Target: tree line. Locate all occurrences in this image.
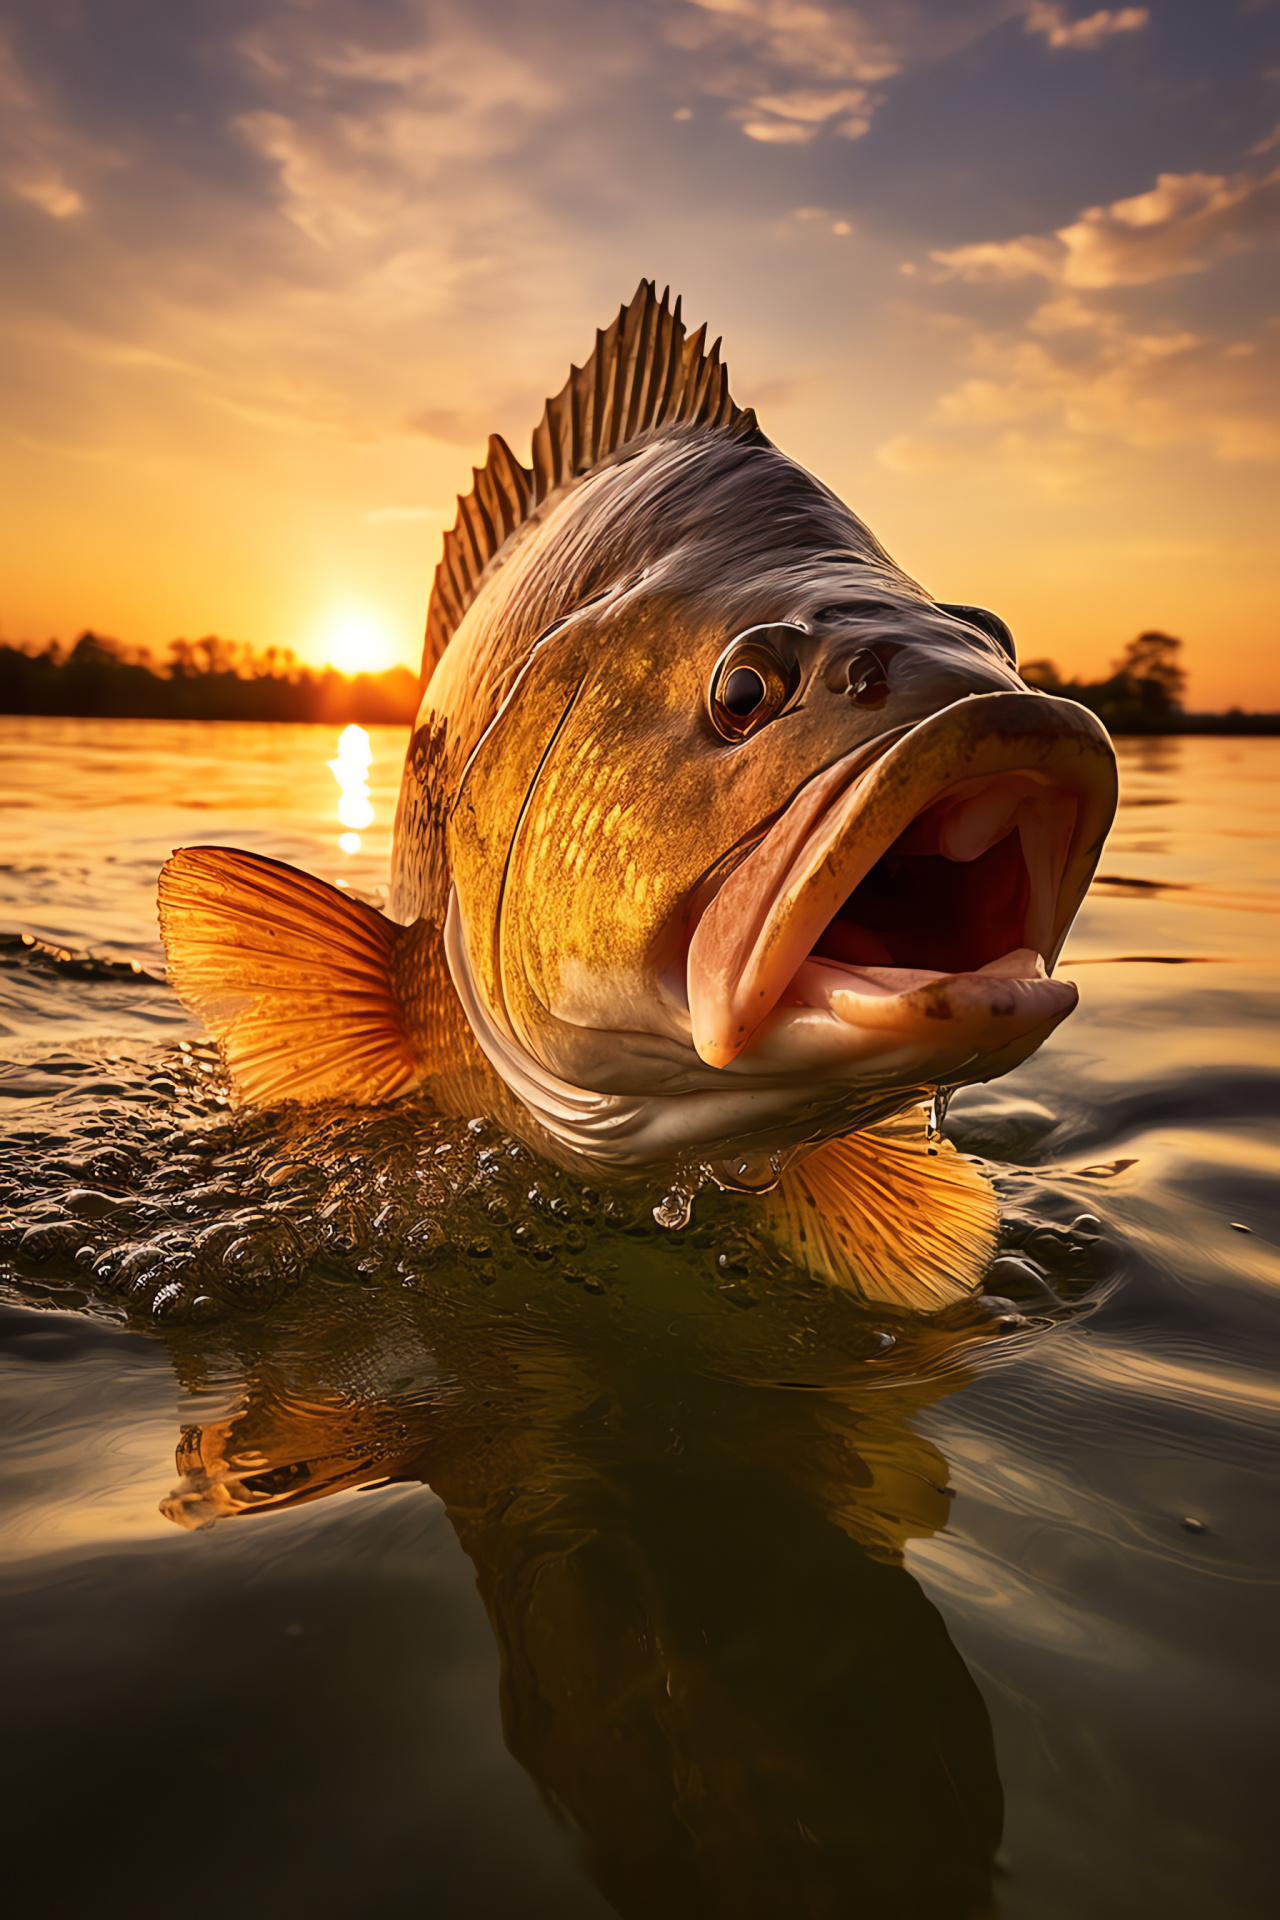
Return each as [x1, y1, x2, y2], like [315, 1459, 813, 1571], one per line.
[0, 626, 1274, 731]
[1020, 631, 1188, 731]
[1020, 632, 1276, 733]
[0, 631, 420, 723]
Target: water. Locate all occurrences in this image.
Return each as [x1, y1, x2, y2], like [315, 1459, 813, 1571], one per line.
[1, 717, 1277, 1919]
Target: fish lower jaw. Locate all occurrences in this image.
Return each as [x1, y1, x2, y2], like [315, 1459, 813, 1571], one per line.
[698, 949, 1077, 1078]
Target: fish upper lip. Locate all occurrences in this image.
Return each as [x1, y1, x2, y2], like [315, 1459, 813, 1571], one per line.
[686, 690, 1117, 1069]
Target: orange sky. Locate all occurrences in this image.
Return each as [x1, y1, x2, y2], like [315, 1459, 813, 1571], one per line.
[2, 1, 1278, 708]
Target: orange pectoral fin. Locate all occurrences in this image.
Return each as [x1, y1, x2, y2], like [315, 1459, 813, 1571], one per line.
[158, 846, 419, 1106]
[761, 1109, 997, 1312]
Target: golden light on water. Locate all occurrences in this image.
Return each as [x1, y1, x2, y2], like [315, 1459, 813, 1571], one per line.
[328, 724, 374, 853]
[324, 612, 396, 677]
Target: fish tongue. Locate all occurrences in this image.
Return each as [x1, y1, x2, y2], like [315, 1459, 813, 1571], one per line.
[977, 947, 1046, 980]
[789, 943, 1067, 1035]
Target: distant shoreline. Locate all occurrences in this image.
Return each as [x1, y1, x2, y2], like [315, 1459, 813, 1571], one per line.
[2, 633, 1276, 734]
[0, 635, 419, 725]
[1103, 715, 1280, 736]
[2, 701, 1274, 736]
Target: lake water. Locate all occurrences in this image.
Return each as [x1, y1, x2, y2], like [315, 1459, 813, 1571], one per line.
[1, 716, 1277, 1920]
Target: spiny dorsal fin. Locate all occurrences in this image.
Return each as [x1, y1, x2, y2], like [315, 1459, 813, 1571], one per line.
[761, 1109, 998, 1313]
[158, 847, 419, 1106]
[423, 279, 754, 673]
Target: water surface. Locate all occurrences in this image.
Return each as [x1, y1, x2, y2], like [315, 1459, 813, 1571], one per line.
[1, 718, 1277, 1918]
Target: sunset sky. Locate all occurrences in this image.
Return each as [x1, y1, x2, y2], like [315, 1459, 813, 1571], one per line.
[1, 0, 1277, 708]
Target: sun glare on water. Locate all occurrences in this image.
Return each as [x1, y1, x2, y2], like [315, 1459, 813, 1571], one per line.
[325, 612, 395, 676]
[328, 724, 374, 854]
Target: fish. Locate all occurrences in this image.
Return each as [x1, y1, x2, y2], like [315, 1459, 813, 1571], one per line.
[159, 279, 1118, 1310]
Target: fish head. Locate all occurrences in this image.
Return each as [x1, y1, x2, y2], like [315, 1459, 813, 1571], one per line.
[439, 442, 1117, 1173]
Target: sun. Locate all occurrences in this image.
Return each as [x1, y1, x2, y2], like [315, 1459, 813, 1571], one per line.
[324, 611, 395, 676]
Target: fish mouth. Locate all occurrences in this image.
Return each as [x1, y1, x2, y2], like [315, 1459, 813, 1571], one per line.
[686, 691, 1117, 1072]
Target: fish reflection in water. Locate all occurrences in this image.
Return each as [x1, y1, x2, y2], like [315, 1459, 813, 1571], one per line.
[160, 1248, 1007, 1919]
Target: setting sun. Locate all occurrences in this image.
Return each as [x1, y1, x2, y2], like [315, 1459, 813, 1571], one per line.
[323, 612, 396, 677]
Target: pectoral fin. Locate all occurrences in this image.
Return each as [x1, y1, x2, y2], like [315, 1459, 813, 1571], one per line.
[158, 846, 418, 1106]
[761, 1110, 997, 1312]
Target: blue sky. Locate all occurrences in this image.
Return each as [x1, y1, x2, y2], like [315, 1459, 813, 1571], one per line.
[2, 1, 1277, 703]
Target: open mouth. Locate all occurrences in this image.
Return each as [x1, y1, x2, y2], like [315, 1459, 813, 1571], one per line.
[686, 691, 1117, 1071]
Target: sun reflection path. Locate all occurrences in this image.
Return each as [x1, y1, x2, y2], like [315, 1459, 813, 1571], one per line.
[327, 724, 374, 854]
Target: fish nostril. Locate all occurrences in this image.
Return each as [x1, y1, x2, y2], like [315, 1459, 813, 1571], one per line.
[824, 648, 890, 708]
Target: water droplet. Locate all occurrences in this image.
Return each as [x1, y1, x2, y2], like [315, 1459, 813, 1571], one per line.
[1181, 1516, 1207, 1534]
[653, 1186, 694, 1230]
[1229, 1222, 1251, 1234]
[707, 1150, 782, 1194]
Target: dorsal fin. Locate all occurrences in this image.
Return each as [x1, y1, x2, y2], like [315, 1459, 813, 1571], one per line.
[423, 279, 754, 675]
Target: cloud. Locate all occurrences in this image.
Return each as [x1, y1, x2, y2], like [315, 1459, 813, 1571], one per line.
[928, 298, 1280, 470]
[664, 1, 1024, 146]
[667, 0, 895, 143]
[234, 14, 565, 251]
[933, 163, 1280, 287]
[0, 38, 109, 221]
[736, 84, 871, 143]
[675, 0, 900, 85]
[899, 137, 1280, 482]
[0, 4, 656, 458]
[1024, 5, 1148, 51]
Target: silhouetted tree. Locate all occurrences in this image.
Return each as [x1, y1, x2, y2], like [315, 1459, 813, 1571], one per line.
[1114, 631, 1186, 712]
[1019, 633, 1191, 731]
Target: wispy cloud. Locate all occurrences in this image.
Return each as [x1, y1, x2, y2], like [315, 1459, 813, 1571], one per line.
[881, 138, 1280, 492]
[932, 164, 1280, 287]
[665, 0, 896, 145]
[930, 302, 1280, 469]
[0, 38, 107, 220]
[664, 1, 1026, 146]
[1024, 5, 1148, 53]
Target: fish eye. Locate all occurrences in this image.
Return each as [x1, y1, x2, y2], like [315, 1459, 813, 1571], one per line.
[707, 626, 802, 742]
[722, 665, 766, 714]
